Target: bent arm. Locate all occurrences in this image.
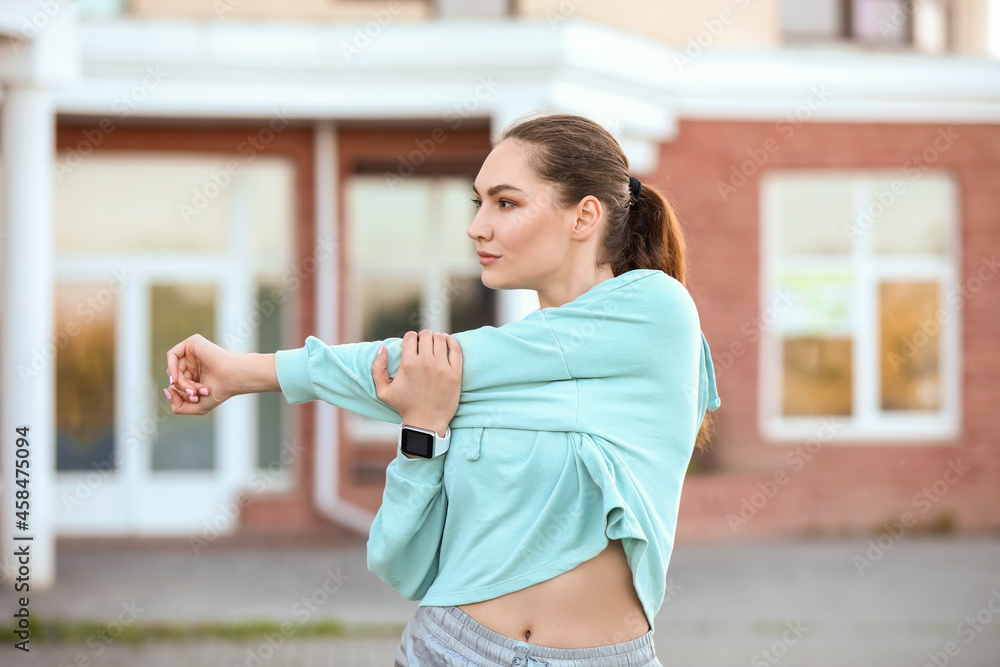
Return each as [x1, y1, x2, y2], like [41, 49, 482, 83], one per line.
[273, 308, 579, 431]
[366, 452, 447, 600]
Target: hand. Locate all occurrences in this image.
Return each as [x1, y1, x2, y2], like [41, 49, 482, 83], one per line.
[371, 329, 463, 438]
[164, 334, 237, 415]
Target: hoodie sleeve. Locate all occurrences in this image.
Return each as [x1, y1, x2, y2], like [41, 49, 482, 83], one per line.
[273, 306, 579, 432]
[366, 448, 447, 601]
[272, 272, 715, 431]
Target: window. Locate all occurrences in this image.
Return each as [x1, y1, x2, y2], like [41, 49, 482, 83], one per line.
[54, 152, 295, 483]
[345, 175, 496, 443]
[760, 170, 959, 442]
[782, 0, 949, 50]
[56, 283, 117, 471]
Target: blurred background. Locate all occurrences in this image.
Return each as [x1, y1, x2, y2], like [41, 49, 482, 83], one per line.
[0, 0, 998, 665]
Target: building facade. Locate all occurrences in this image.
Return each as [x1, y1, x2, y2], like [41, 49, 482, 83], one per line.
[1, 0, 998, 587]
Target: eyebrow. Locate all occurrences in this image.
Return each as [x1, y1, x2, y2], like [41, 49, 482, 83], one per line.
[472, 183, 527, 198]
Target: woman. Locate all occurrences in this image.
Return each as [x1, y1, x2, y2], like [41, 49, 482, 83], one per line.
[165, 112, 721, 666]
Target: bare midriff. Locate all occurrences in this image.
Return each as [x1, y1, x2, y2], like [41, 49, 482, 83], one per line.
[456, 539, 650, 648]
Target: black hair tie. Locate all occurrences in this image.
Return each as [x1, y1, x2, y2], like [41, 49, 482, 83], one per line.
[628, 176, 642, 206]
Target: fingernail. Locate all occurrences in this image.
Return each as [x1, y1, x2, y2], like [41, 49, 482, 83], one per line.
[163, 388, 171, 400]
[191, 395, 199, 403]
[169, 374, 173, 384]
[198, 387, 209, 395]
[377, 343, 385, 356]
[186, 387, 195, 396]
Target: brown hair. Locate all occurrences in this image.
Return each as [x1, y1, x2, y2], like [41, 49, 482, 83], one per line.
[498, 112, 715, 450]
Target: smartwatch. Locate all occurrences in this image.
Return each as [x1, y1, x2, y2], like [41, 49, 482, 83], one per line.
[398, 422, 451, 459]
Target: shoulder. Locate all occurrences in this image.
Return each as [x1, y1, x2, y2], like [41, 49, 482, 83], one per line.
[612, 270, 699, 326]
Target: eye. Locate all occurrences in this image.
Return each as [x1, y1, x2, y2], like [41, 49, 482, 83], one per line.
[470, 198, 482, 209]
[498, 199, 516, 210]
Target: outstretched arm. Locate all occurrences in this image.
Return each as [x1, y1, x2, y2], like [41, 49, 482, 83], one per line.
[165, 271, 721, 432]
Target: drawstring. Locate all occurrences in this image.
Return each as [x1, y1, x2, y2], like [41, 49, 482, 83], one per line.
[511, 644, 551, 666]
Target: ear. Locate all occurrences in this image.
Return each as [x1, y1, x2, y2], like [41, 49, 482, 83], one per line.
[570, 195, 604, 241]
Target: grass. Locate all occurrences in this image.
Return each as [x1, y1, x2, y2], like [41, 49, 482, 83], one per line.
[3, 616, 408, 645]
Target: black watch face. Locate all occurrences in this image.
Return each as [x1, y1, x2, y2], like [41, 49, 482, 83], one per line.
[401, 428, 434, 458]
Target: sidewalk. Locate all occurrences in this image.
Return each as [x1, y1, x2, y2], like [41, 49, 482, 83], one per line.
[2, 533, 999, 666]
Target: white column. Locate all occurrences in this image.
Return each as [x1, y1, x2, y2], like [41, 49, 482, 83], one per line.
[1, 86, 56, 590]
[218, 173, 256, 498]
[312, 121, 373, 534]
[490, 105, 541, 323]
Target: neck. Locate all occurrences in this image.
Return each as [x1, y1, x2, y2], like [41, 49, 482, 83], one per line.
[536, 265, 616, 310]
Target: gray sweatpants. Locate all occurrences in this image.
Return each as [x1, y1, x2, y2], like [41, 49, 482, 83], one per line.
[394, 605, 663, 667]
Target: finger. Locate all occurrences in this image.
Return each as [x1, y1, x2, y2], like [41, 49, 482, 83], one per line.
[169, 351, 197, 402]
[172, 344, 211, 401]
[402, 330, 418, 365]
[165, 339, 188, 391]
[371, 342, 391, 397]
[176, 356, 194, 396]
[432, 332, 448, 359]
[446, 334, 463, 370]
[168, 385, 209, 415]
[418, 329, 433, 358]
[180, 367, 210, 398]
[165, 385, 191, 414]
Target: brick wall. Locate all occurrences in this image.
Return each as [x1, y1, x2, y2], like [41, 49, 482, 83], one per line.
[661, 120, 1000, 543]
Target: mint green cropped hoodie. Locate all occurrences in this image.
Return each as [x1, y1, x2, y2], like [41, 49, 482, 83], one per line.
[274, 268, 721, 632]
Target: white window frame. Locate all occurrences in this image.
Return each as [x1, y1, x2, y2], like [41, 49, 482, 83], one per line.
[344, 175, 493, 445]
[759, 169, 961, 444]
[53, 155, 296, 536]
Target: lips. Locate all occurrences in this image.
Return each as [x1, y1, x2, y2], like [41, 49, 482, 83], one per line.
[477, 251, 500, 258]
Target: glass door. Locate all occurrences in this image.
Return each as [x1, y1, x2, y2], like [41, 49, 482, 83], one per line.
[54, 152, 294, 535]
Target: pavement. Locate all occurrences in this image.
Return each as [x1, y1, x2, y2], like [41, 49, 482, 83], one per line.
[1, 532, 999, 666]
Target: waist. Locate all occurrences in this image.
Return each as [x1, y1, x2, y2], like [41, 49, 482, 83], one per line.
[456, 539, 650, 649]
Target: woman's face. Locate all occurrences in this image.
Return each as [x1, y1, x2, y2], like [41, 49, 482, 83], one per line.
[467, 139, 578, 292]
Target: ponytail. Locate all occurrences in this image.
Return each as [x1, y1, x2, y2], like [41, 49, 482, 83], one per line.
[610, 183, 715, 451]
[604, 181, 686, 286]
[498, 113, 716, 450]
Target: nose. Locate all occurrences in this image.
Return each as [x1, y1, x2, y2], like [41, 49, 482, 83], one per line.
[467, 206, 490, 243]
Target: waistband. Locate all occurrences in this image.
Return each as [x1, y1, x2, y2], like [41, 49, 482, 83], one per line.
[417, 604, 659, 666]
